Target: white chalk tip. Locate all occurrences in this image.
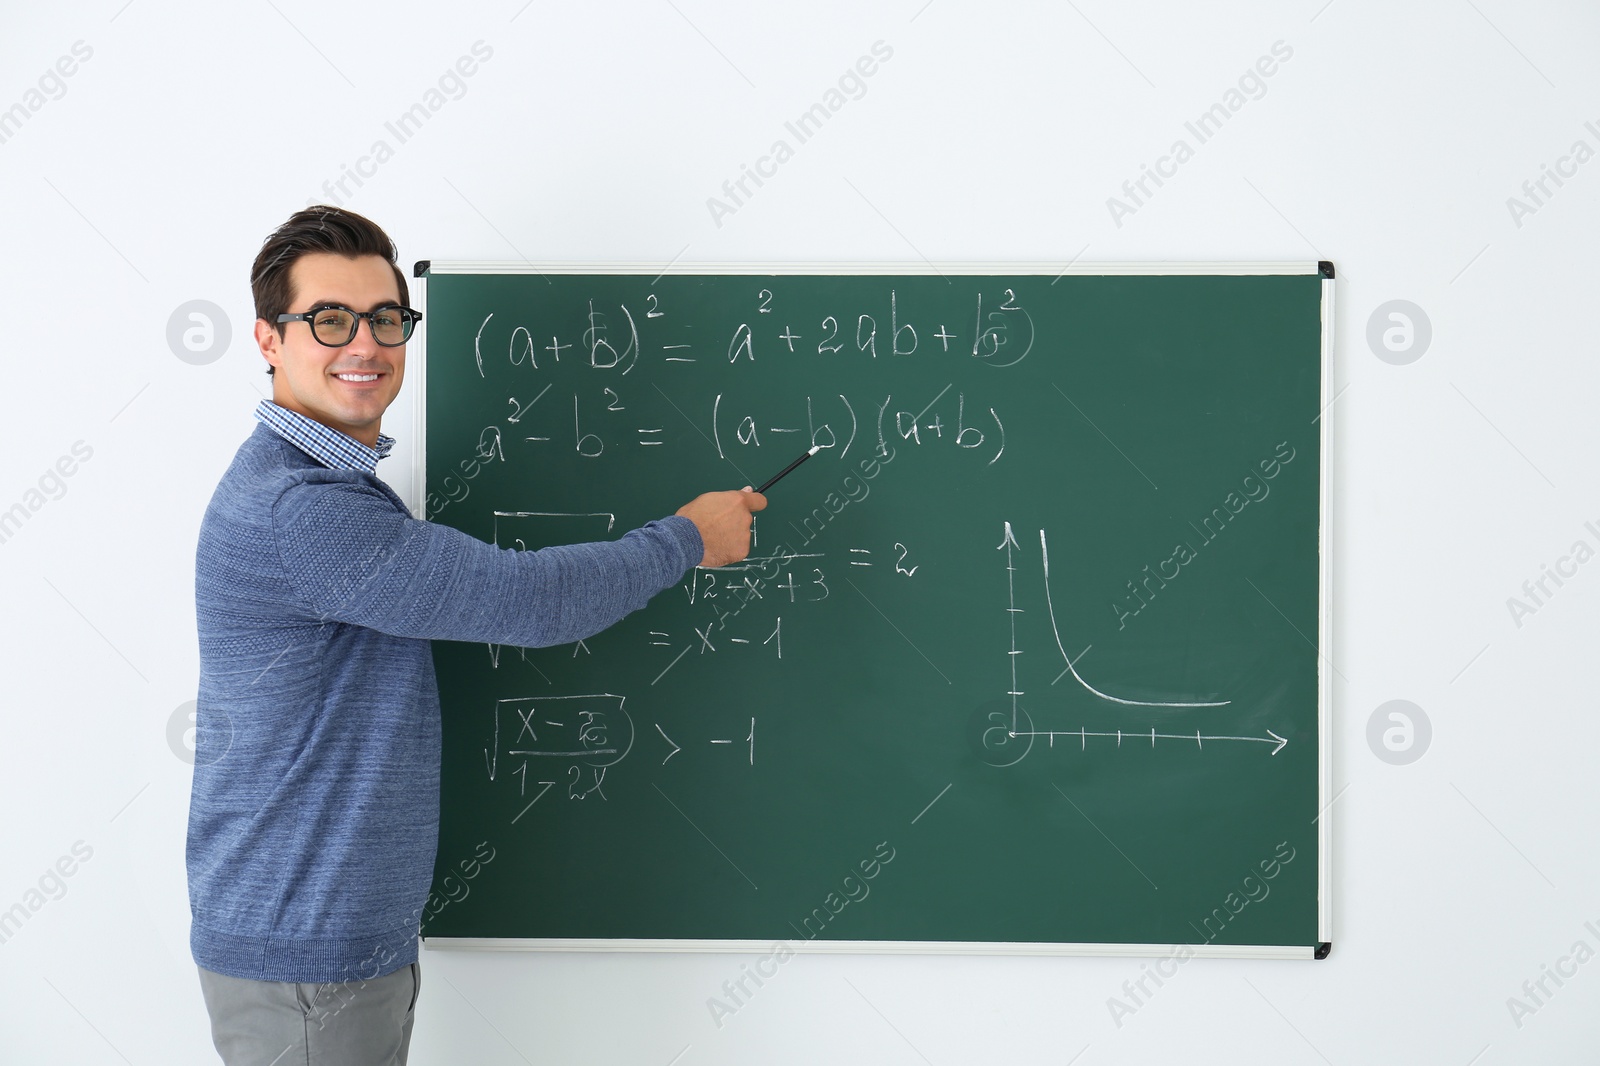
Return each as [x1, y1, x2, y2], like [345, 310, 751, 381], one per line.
[807, 445, 821, 455]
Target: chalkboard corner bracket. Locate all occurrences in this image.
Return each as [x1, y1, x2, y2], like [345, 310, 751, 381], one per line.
[1315, 941, 1332, 960]
[1318, 260, 1335, 279]
[414, 260, 431, 278]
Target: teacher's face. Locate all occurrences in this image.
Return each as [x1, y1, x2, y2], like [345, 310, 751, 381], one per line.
[256, 253, 406, 447]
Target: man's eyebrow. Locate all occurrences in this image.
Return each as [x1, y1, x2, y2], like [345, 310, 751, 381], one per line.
[301, 297, 403, 311]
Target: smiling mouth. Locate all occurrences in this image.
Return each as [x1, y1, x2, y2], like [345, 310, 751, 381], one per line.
[332, 372, 383, 382]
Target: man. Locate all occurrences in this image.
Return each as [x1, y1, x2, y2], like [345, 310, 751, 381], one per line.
[188, 205, 763, 1064]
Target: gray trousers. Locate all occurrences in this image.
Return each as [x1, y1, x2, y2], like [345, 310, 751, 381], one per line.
[198, 962, 419, 1066]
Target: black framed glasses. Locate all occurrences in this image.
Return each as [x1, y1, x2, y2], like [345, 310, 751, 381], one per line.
[277, 304, 422, 347]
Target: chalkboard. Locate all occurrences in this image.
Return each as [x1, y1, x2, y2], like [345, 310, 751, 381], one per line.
[415, 263, 1333, 959]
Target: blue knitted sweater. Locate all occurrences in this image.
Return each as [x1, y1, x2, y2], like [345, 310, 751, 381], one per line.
[188, 421, 701, 982]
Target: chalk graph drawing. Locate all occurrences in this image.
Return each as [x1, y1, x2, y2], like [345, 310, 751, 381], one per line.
[982, 522, 1287, 768]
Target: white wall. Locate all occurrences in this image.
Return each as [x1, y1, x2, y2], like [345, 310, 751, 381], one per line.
[2, 1, 1596, 1062]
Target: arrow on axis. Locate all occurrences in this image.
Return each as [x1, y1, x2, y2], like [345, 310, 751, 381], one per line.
[1012, 727, 1290, 755]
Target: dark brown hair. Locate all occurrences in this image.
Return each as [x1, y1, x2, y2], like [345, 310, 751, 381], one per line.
[252, 205, 408, 375]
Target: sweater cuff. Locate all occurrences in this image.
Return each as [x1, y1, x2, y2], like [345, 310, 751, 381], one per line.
[654, 514, 704, 572]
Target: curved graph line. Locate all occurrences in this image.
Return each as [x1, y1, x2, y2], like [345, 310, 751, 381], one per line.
[1039, 528, 1230, 708]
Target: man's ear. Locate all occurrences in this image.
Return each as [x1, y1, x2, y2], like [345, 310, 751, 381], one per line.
[255, 318, 283, 374]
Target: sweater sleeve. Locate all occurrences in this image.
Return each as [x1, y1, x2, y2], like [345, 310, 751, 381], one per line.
[269, 478, 703, 647]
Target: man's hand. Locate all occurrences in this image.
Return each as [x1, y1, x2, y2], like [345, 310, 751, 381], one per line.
[676, 488, 767, 568]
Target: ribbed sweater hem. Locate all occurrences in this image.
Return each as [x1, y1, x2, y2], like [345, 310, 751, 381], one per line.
[191, 919, 418, 984]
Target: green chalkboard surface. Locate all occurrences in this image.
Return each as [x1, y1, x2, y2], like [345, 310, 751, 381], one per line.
[417, 263, 1332, 958]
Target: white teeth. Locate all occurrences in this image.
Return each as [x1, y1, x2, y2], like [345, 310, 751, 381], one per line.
[335, 373, 379, 382]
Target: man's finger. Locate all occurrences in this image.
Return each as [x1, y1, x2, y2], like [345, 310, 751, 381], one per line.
[744, 491, 768, 512]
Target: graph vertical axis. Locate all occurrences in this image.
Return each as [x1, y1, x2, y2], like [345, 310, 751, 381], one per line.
[999, 521, 1024, 736]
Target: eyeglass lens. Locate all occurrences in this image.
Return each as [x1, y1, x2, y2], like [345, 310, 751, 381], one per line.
[311, 307, 412, 346]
